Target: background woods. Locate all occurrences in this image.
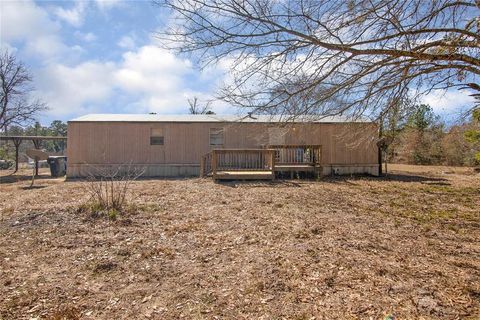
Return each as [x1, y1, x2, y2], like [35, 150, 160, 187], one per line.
[0, 120, 67, 166]
[385, 105, 480, 166]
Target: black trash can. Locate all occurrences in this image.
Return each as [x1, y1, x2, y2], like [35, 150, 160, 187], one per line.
[47, 156, 67, 177]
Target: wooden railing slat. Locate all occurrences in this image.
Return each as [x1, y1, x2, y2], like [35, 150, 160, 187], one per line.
[210, 149, 275, 173]
[203, 145, 322, 179]
[266, 145, 321, 166]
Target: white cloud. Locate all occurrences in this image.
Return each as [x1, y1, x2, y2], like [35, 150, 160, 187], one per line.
[95, 0, 123, 10]
[35, 61, 116, 116]
[34, 44, 226, 117]
[0, 42, 18, 54]
[114, 46, 196, 112]
[75, 31, 97, 42]
[0, 0, 65, 58]
[421, 89, 476, 114]
[1, 1, 233, 120]
[117, 35, 136, 50]
[0, 0, 56, 40]
[53, 1, 87, 27]
[25, 35, 68, 58]
[116, 46, 191, 84]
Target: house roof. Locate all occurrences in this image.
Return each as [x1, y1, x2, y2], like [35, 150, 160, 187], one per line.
[69, 114, 372, 123]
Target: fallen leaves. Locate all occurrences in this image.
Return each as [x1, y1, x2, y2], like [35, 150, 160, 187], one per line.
[0, 166, 479, 319]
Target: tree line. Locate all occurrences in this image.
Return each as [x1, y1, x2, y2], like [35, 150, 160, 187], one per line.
[384, 105, 480, 166]
[0, 121, 68, 167]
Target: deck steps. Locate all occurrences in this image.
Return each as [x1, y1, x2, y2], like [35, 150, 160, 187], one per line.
[214, 170, 275, 180]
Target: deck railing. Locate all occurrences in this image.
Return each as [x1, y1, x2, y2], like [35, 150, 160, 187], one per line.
[211, 149, 275, 177]
[200, 152, 213, 177]
[267, 145, 322, 166]
[200, 146, 322, 178]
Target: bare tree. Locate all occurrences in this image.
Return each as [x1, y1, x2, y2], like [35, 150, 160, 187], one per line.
[156, 0, 479, 120]
[0, 51, 47, 133]
[188, 96, 214, 114]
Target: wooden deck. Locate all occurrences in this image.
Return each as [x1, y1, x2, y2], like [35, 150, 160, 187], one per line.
[201, 145, 322, 181]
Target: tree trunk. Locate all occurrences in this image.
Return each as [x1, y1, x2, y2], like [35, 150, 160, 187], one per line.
[384, 149, 388, 176]
[15, 144, 19, 172]
[32, 138, 42, 176]
[378, 122, 383, 176]
[12, 138, 22, 173]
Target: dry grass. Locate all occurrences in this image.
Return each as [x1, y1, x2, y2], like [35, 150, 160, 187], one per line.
[0, 166, 479, 319]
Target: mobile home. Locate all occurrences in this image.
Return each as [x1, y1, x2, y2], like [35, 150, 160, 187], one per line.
[66, 114, 379, 178]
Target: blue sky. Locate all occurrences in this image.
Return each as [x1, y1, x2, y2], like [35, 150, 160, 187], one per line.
[0, 0, 476, 126]
[1, 0, 232, 125]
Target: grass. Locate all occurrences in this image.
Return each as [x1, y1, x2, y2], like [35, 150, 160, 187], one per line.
[1, 207, 14, 215]
[0, 165, 479, 319]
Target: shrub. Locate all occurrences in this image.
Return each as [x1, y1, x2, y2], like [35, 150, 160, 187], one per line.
[107, 208, 119, 220]
[80, 164, 144, 218]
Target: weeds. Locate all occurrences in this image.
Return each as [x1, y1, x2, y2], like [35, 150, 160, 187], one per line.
[77, 202, 137, 220]
[78, 164, 144, 219]
[2, 207, 14, 215]
[107, 208, 119, 220]
[48, 306, 80, 320]
[93, 261, 117, 273]
[135, 202, 165, 214]
[86, 164, 144, 211]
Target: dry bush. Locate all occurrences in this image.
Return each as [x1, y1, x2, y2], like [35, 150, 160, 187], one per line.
[47, 306, 80, 320]
[81, 164, 144, 218]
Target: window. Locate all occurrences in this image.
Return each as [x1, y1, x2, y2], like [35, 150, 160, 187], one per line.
[209, 128, 224, 146]
[150, 128, 164, 145]
[150, 136, 164, 145]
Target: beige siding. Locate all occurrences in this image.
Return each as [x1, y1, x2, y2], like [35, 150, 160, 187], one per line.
[67, 121, 378, 175]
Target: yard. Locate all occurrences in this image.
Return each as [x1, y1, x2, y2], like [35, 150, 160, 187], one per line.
[0, 165, 479, 319]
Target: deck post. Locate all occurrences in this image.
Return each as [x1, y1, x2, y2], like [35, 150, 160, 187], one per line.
[211, 150, 217, 180]
[200, 155, 205, 178]
[12, 138, 22, 173]
[269, 150, 275, 180]
[32, 138, 42, 176]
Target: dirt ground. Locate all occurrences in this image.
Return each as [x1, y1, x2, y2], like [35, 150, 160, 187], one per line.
[0, 165, 479, 319]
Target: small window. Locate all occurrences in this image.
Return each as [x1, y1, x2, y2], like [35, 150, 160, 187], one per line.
[150, 128, 164, 145]
[150, 136, 164, 145]
[209, 128, 224, 146]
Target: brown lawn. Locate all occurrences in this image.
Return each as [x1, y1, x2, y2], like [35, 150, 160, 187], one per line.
[0, 165, 479, 319]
